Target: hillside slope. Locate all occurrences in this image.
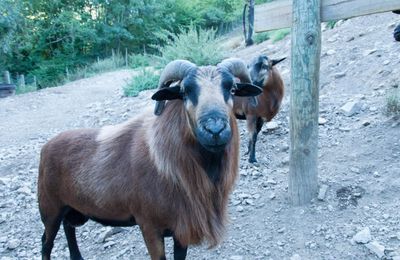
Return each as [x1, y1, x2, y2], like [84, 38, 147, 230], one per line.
[0, 12, 399, 260]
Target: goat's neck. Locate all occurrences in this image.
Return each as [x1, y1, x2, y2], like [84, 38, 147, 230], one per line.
[197, 144, 223, 184]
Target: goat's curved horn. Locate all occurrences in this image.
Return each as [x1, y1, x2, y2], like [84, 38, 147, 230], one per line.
[154, 60, 196, 115]
[217, 58, 252, 84]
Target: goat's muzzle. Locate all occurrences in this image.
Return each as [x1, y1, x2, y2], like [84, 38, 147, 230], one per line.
[196, 114, 231, 153]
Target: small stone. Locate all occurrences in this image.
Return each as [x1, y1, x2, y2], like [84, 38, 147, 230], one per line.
[269, 193, 276, 200]
[103, 240, 117, 248]
[363, 49, 377, 56]
[388, 22, 396, 29]
[365, 241, 385, 258]
[327, 36, 337, 43]
[353, 227, 372, 244]
[236, 206, 244, 212]
[98, 227, 124, 243]
[266, 179, 277, 185]
[277, 227, 285, 233]
[0, 177, 10, 186]
[230, 256, 244, 260]
[346, 36, 355, 42]
[362, 121, 370, 127]
[326, 49, 336, 55]
[373, 171, 380, 178]
[17, 186, 31, 195]
[340, 101, 361, 116]
[318, 117, 327, 125]
[281, 144, 289, 152]
[350, 167, 360, 174]
[383, 60, 390, 65]
[369, 106, 377, 112]
[237, 193, 251, 199]
[244, 199, 254, 206]
[334, 72, 346, 79]
[232, 199, 241, 206]
[7, 239, 20, 250]
[265, 121, 279, 130]
[318, 184, 329, 201]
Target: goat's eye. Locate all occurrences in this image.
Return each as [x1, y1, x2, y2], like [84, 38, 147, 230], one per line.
[261, 64, 268, 70]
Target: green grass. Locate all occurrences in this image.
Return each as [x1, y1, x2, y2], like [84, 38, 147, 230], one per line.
[123, 68, 160, 97]
[326, 20, 338, 29]
[386, 87, 400, 116]
[15, 84, 37, 95]
[253, 28, 291, 44]
[254, 32, 270, 44]
[271, 28, 291, 43]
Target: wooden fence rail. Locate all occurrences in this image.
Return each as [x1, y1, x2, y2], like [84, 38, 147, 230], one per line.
[255, 0, 400, 32]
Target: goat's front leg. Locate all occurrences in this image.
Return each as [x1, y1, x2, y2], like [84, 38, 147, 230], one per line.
[173, 236, 187, 260]
[140, 225, 166, 260]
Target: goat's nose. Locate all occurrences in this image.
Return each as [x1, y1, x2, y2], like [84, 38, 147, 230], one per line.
[203, 118, 227, 137]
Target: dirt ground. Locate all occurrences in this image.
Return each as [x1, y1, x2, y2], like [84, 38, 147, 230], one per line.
[0, 12, 399, 260]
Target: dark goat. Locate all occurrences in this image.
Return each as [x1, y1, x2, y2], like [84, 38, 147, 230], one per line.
[232, 54, 285, 163]
[38, 59, 261, 260]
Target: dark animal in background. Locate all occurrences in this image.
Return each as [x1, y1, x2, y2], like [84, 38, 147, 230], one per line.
[232, 54, 285, 163]
[37, 58, 261, 260]
[394, 10, 400, 42]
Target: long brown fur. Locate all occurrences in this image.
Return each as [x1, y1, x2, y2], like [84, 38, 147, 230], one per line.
[38, 100, 238, 258]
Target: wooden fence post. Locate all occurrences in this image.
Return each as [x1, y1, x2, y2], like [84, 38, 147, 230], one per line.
[289, 0, 320, 205]
[19, 74, 25, 87]
[125, 48, 128, 67]
[66, 67, 70, 81]
[4, 71, 11, 84]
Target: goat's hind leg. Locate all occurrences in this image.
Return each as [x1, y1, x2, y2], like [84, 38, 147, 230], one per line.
[40, 209, 64, 260]
[63, 209, 88, 260]
[173, 236, 187, 260]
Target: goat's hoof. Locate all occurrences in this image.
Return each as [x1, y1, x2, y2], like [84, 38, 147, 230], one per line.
[248, 158, 258, 165]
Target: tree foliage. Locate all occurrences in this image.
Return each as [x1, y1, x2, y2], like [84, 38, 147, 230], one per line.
[0, 0, 243, 88]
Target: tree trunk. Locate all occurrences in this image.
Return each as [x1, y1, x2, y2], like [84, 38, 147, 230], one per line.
[289, 0, 321, 205]
[246, 0, 255, 46]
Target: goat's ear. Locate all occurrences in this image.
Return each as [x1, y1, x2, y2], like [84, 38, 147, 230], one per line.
[233, 83, 263, 97]
[271, 57, 286, 67]
[151, 86, 183, 101]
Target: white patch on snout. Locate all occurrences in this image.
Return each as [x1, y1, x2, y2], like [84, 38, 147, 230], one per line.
[196, 79, 229, 121]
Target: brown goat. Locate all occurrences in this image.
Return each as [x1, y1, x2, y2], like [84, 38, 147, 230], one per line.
[38, 59, 262, 260]
[233, 54, 285, 163]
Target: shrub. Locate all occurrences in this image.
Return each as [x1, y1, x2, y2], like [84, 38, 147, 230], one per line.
[88, 55, 125, 74]
[129, 54, 160, 69]
[123, 68, 160, 97]
[386, 87, 400, 116]
[155, 25, 225, 66]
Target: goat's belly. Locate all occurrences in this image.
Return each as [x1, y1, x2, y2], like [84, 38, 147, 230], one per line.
[89, 216, 137, 227]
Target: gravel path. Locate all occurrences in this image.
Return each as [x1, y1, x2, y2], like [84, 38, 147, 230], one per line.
[0, 13, 399, 260]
